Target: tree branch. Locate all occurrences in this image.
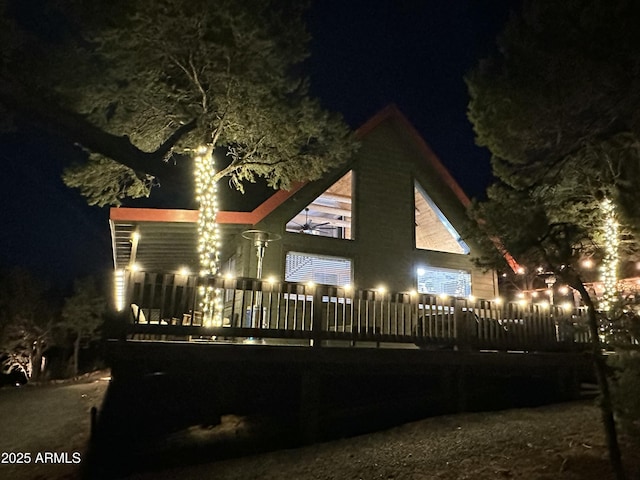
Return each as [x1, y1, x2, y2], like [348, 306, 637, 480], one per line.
[0, 83, 197, 179]
[155, 118, 198, 160]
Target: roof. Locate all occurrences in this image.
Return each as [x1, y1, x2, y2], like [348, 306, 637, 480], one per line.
[109, 105, 499, 272]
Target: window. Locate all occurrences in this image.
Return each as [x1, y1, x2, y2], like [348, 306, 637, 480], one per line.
[417, 266, 471, 297]
[286, 171, 353, 239]
[414, 182, 469, 254]
[285, 252, 352, 286]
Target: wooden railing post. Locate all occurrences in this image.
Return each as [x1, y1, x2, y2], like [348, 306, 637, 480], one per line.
[311, 284, 324, 348]
[454, 299, 474, 350]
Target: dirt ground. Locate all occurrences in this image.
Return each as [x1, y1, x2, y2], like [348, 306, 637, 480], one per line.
[123, 401, 640, 480]
[0, 371, 109, 480]
[1, 372, 639, 480]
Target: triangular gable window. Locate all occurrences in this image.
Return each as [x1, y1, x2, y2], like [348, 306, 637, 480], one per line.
[414, 182, 469, 254]
[286, 171, 353, 239]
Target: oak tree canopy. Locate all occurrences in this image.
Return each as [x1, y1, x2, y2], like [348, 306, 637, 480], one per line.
[1, 0, 357, 206]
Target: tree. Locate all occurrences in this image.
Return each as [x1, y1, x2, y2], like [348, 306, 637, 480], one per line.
[59, 277, 107, 377]
[607, 293, 640, 445]
[0, 268, 54, 382]
[0, 0, 357, 206]
[466, 1, 640, 478]
[467, 0, 640, 218]
[0, 320, 49, 382]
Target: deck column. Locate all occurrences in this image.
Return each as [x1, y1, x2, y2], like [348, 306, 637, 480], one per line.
[440, 364, 468, 413]
[300, 368, 321, 443]
[456, 365, 469, 412]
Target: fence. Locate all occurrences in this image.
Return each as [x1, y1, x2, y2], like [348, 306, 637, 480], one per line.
[120, 271, 591, 351]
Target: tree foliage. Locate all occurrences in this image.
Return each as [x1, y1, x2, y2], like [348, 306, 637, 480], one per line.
[0, 268, 54, 381]
[466, 1, 640, 477]
[467, 0, 640, 225]
[0, 0, 357, 206]
[59, 277, 106, 377]
[467, 0, 640, 290]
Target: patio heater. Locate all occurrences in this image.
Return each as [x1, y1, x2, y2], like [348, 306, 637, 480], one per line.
[241, 230, 281, 279]
[241, 230, 281, 331]
[545, 275, 557, 306]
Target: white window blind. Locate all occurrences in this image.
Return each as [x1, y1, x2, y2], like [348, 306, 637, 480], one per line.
[417, 266, 471, 297]
[285, 252, 352, 286]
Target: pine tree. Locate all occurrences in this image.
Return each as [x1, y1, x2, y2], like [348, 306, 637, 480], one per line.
[466, 1, 640, 478]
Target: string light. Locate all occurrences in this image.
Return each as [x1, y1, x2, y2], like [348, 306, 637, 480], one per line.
[600, 198, 619, 312]
[114, 269, 126, 311]
[194, 145, 222, 326]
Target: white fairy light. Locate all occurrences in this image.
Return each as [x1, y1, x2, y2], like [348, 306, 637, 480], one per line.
[600, 198, 619, 312]
[114, 269, 126, 311]
[194, 145, 222, 325]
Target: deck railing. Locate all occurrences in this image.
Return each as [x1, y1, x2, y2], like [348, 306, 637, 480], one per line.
[119, 271, 591, 351]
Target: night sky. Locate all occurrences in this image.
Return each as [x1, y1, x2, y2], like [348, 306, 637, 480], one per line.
[0, 1, 517, 289]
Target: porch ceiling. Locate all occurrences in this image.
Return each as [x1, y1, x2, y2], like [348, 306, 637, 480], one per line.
[111, 220, 199, 273]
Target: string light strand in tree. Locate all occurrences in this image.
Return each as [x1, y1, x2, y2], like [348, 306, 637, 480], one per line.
[600, 198, 619, 312]
[194, 145, 223, 326]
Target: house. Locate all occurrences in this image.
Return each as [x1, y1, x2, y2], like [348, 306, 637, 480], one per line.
[103, 108, 591, 442]
[109, 105, 499, 303]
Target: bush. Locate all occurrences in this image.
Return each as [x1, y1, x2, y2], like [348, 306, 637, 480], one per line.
[609, 350, 640, 442]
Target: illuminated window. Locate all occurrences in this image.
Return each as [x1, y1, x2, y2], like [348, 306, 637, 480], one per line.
[286, 171, 353, 239]
[414, 182, 469, 254]
[285, 252, 352, 286]
[417, 266, 471, 297]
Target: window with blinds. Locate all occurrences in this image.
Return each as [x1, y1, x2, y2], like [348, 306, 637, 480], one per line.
[285, 251, 352, 286]
[417, 266, 471, 297]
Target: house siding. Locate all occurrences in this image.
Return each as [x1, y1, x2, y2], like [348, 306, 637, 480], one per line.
[353, 126, 414, 291]
[230, 110, 497, 298]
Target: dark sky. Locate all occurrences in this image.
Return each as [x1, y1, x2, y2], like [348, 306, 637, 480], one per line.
[0, 1, 517, 289]
[305, 0, 514, 200]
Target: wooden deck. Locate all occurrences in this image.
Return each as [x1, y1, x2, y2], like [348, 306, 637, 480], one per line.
[102, 272, 595, 442]
[113, 272, 591, 352]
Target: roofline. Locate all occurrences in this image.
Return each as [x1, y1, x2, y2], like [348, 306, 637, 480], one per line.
[356, 105, 520, 272]
[108, 105, 519, 273]
[109, 208, 198, 223]
[109, 181, 306, 226]
[242, 181, 306, 223]
[356, 104, 522, 272]
[109, 105, 473, 227]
